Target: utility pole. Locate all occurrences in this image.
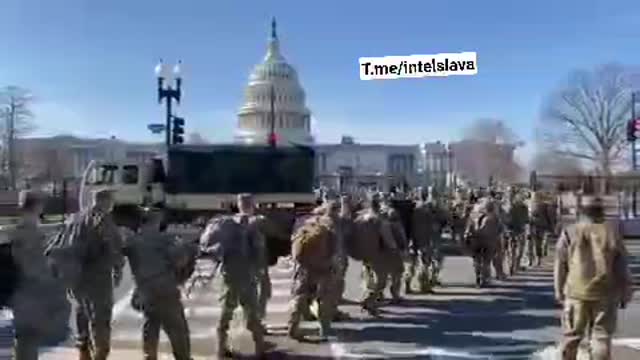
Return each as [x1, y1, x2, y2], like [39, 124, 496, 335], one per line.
[7, 101, 16, 190]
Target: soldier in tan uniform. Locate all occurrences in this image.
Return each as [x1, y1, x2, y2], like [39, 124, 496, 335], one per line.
[554, 197, 634, 360]
[288, 200, 340, 341]
[125, 208, 193, 360]
[379, 194, 408, 302]
[200, 194, 267, 358]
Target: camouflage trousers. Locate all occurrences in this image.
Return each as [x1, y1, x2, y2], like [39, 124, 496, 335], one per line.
[71, 288, 114, 360]
[334, 254, 349, 302]
[217, 274, 264, 351]
[289, 266, 337, 336]
[361, 257, 392, 313]
[560, 298, 617, 360]
[404, 246, 434, 293]
[492, 235, 506, 280]
[256, 269, 272, 321]
[526, 226, 546, 266]
[139, 282, 191, 360]
[363, 251, 403, 299]
[471, 245, 493, 287]
[504, 229, 525, 275]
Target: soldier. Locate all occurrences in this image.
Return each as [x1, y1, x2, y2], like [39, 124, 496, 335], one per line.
[358, 193, 397, 315]
[124, 208, 193, 360]
[200, 193, 267, 358]
[527, 191, 551, 267]
[450, 188, 469, 248]
[554, 197, 634, 360]
[406, 192, 434, 293]
[333, 194, 353, 319]
[71, 189, 124, 360]
[10, 191, 69, 360]
[288, 200, 340, 341]
[424, 192, 449, 287]
[465, 198, 501, 287]
[502, 188, 529, 275]
[379, 194, 408, 303]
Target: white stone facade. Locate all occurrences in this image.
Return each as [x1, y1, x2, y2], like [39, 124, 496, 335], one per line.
[235, 19, 313, 146]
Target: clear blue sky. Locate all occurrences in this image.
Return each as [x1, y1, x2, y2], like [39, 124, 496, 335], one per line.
[1, 0, 639, 161]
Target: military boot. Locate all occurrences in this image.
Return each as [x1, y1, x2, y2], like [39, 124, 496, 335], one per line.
[78, 347, 92, 360]
[404, 280, 414, 294]
[253, 330, 267, 357]
[216, 330, 233, 359]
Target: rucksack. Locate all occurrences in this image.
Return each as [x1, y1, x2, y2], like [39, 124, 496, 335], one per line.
[199, 216, 257, 264]
[348, 212, 386, 261]
[291, 216, 332, 270]
[0, 242, 19, 308]
[44, 210, 101, 289]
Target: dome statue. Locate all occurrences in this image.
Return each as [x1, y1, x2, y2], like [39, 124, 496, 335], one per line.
[235, 18, 313, 146]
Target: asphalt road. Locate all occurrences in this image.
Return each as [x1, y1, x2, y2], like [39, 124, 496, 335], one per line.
[2, 231, 639, 359]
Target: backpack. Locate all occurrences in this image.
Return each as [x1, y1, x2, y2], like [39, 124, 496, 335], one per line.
[291, 216, 332, 270]
[0, 242, 19, 308]
[348, 212, 385, 261]
[44, 210, 100, 289]
[199, 216, 257, 263]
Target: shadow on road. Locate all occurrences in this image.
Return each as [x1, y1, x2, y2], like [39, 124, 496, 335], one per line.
[335, 265, 559, 358]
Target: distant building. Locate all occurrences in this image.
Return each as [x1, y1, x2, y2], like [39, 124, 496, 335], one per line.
[314, 136, 419, 192]
[17, 135, 161, 180]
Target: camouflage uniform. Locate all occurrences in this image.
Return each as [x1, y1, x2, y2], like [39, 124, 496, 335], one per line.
[288, 208, 339, 340]
[10, 218, 70, 360]
[380, 199, 408, 301]
[71, 207, 124, 360]
[465, 199, 501, 287]
[502, 194, 528, 275]
[405, 199, 433, 293]
[252, 215, 273, 323]
[201, 213, 266, 357]
[554, 200, 633, 360]
[359, 196, 397, 315]
[124, 220, 193, 360]
[527, 193, 551, 267]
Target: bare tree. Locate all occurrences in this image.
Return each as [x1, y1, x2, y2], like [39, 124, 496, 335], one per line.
[187, 131, 209, 144]
[0, 86, 36, 189]
[539, 64, 636, 175]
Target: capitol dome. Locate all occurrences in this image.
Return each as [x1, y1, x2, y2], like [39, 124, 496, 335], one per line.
[235, 18, 313, 146]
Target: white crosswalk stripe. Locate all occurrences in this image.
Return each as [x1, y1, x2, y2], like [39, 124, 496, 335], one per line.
[110, 258, 295, 348]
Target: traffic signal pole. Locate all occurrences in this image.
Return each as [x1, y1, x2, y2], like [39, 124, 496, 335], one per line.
[632, 92, 638, 217]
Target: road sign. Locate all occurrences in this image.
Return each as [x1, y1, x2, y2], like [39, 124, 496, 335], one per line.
[147, 123, 165, 134]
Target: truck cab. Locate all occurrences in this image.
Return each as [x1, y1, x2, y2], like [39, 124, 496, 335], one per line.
[80, 158, 166, 210]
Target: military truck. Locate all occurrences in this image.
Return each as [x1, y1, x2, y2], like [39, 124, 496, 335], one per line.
[79, 144, 317, 264]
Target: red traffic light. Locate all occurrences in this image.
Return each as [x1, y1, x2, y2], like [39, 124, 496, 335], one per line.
[268, 133, 278, 146]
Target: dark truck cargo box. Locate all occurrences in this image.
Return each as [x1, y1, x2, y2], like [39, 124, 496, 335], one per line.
[165, 145, 315, 194]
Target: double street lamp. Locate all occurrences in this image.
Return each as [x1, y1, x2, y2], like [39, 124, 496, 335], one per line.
[155, 60, 183, 146]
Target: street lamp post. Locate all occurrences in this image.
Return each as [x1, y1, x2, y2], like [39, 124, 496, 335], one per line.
[155, 60, 182, 147]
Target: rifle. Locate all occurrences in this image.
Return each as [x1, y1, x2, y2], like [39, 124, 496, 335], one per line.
[183, 257, 221, 299]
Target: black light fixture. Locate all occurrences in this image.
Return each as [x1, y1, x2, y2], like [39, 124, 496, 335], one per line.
[155, 59, 182, 146]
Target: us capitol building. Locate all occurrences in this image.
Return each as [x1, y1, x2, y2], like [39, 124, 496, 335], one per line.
[17, 19, 517, 191]
[232, 19, 517, 191]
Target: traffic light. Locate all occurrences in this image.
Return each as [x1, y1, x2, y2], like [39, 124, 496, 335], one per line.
[628, 119, 640, 142]
[267, 132, 278, 147]
[172, 116, 185, 144]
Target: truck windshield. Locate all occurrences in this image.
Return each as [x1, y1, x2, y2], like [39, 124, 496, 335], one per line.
[87, 165, 118, 185]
